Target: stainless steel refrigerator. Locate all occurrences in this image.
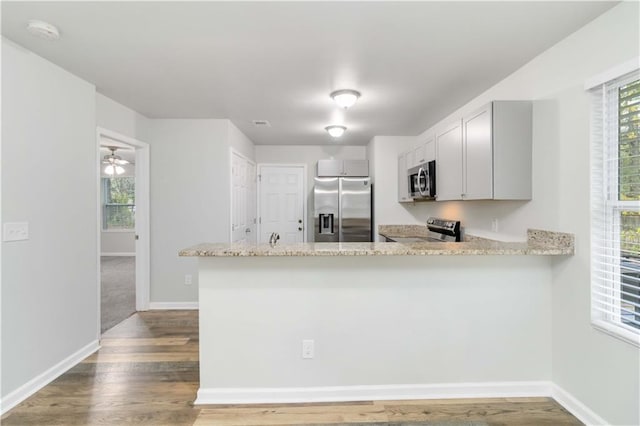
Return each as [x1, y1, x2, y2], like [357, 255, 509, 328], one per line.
[314, 177, 372, 242]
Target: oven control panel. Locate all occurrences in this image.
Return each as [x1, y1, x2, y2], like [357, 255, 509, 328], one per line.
[426, 217, 461, 240]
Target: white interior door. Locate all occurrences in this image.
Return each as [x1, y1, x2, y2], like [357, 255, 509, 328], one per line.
[246, 161, 257, 242]
[258, 165, 305, 243]
[230, 150, 257, 243]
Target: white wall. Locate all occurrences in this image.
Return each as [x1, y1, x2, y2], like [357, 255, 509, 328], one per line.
[139, 119, 232, 302]
[96, 97, 257, 303]
[369, 3, 640, 423]
[255, 145, 367, 241]
[368, 136, 419, 240]
[96, 93, 148, 140]
[1, 39, 98, 398]
[199, 255, 552, 392]
[228, 121, 256, 161]
[100, 232, 135, 255]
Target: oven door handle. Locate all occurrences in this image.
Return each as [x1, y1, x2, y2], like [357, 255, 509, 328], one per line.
[417, 167, 427, 196]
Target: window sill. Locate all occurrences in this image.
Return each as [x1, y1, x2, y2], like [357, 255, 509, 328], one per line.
[101, 229, 135, 233]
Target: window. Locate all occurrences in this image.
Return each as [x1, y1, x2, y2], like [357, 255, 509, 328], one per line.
[590, 68, 640, 346]
[102, 177, 135, 231]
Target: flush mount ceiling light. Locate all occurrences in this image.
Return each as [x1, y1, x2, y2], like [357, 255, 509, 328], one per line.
[330, 89, 361, 109]
[26, 20, 60, 41]
[102, 146, 129, 176]
[325, 125, 347, 138]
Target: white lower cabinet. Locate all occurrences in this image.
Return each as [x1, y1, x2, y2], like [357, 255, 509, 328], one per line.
[435, 101, 532, 201]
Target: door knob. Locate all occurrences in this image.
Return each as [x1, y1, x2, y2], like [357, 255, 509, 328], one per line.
[298, 219, 302, 223]
[298, 227, 303, 231]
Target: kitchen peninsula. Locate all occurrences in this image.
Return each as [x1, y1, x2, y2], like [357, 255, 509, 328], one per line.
[181, 228, 574, 405]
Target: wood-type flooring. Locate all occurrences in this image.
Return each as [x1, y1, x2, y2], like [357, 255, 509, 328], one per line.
[1, 310, 582, 425]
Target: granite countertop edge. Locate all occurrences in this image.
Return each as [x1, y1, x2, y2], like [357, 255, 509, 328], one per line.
[179, 226, 575, 257]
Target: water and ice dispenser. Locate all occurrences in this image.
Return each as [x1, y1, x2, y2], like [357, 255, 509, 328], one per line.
[318, 213, 334, 235]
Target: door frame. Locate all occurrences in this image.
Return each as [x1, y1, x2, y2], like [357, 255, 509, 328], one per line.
[229, 148, 257, 243]
[256, 163, 308, 243]
[96, 127, 150, 338]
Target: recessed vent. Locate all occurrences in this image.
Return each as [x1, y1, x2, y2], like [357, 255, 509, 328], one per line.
[252, 120, 271, 127]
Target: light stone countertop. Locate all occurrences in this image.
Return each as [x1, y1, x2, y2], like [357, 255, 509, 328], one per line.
[179, 227, 574, 257]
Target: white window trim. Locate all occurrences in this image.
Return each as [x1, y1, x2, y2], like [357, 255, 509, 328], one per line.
[588, 62, 640, 348]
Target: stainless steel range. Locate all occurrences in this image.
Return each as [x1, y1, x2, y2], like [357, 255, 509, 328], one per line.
[385, 217, 461, 243]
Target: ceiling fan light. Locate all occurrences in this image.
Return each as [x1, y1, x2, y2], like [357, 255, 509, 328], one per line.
[325, 125, 347, 138]
[115, 165, 125, 175]
[330, 89, 360, 109]
[104, 164, 115, 175]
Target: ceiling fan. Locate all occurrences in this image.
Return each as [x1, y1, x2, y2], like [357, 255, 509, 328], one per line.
[102, 146, 130, 175]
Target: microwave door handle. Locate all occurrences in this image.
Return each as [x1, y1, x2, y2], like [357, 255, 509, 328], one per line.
[417, 167, 427, 196]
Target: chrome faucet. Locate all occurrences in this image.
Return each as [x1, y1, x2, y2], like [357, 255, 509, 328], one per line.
[269, 232, 280, 246]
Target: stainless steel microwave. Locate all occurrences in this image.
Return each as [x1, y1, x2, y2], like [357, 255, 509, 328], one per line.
[407, 160, 436, 200]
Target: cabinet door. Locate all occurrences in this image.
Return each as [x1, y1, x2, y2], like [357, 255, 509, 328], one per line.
[317, 159, 343, 177]
[424, 136, 436, 162]
[463, 104, 493, 200]
[397, 153, 411, 203]
[413, 144, 427, 166]
[343, 159, 369, 177]
[435, 120, 463, 201]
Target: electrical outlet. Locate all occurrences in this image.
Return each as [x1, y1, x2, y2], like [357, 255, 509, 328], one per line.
[302, 339, 314, 359]
[3, 222, 29, 242]
[491, 218, 499, 233]
[184, 274, 192, 286]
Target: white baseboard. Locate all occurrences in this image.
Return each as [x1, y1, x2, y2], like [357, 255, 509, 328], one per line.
[0, 340, 99, 415]
[149, 302, 199, 310]
[551, 383, 609, 426]
[195, 381, 552, 405]
[101, 252, 135, 257]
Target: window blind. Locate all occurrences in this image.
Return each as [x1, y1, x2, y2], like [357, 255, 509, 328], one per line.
[590, 70, 640, 346]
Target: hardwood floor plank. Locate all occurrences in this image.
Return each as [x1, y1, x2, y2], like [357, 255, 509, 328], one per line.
[383, 400, 582, 425]
[99, 337, 190, 346]
[372, 397, 552, 406]
[82, 352, 199, 363]
[194, 405, 389, 426]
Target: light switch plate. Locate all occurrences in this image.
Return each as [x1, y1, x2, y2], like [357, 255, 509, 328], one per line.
[3, 222, 29, 242]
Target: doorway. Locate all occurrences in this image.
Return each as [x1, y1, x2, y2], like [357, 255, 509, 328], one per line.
[96, 127, 150, 337]
[257, 164, 306, 243]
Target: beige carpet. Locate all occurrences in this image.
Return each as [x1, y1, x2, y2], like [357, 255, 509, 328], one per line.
[101, 256, 135, 333]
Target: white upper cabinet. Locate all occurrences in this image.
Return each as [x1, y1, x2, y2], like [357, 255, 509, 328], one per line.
[397, 152, 412, 203]
[317, 159, 369, 177]
[490, 101, 532, 200]
[405, 136, 435, 170]
[435, 120, 464, 201]
[435, 101, 532, 201]
[343, 159, 369, 177]
[424, 135, 436, 162]
[463, 105, 493, 200]
[410, 144, 426, 168]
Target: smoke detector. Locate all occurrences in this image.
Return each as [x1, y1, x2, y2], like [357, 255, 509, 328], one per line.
[26, 20, 60, 41]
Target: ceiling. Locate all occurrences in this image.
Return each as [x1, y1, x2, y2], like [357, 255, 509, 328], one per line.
[2, 2, 616, 146]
